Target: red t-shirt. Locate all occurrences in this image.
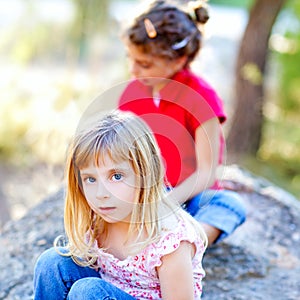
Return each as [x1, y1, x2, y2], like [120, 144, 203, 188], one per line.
[119, 68, 226, 187]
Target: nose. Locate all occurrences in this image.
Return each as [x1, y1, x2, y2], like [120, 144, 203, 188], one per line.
[96, 180, 110, 200]
[129, 61, 140, 78]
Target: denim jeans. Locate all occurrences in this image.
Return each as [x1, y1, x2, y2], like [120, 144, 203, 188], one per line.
[33, 247, 136, 300]
[184, 189, 247, 243]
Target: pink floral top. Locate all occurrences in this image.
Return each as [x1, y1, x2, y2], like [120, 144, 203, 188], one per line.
[96, 218, 206, 299]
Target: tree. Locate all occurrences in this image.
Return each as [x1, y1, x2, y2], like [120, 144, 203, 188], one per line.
[227, 0, 286, 160]
[70, 0, 110, 63]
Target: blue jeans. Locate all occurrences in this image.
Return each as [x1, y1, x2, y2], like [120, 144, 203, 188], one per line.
[183, 189, 247, 243]
[33, 247, 136, 300]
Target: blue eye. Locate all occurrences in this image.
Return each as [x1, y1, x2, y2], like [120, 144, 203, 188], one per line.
[86, 177, 96, 183]
[112, 173, 123, 181]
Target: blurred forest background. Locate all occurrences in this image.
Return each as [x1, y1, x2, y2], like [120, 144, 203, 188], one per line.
[0, 0, 299, 226]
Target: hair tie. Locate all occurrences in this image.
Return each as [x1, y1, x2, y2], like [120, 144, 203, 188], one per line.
[172, 36, 190, 50]
[144, 18, 157, 39]
[188, 0, 207, 10]
[172, 29, 197, 50]
[187, 0, 209, 23]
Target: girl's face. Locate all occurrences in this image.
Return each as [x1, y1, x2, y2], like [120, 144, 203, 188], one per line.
[126, 43, 186, 91]
[80, 155, 139, 224]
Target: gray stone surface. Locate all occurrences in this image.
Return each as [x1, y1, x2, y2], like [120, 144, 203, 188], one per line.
[0, 165, 300, 300]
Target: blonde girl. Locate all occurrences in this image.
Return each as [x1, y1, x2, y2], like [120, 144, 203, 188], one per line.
[34, 110, 207, 300]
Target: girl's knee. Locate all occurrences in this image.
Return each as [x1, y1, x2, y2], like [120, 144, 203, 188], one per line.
[68, 278, 105, 299]
[35, 247, 67, 270]
[229, 192, 247, 221]
[34, 247, 74, 284]
[217, 190, 247, 222]
[35, 248, 57, 271]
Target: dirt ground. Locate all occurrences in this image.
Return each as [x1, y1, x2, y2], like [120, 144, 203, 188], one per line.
[0, 161, 64, 228]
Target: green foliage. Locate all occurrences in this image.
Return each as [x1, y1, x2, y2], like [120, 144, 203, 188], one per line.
[209, 0, 254, 9]
[0, 0, 123, 165]
[0, 5, 72, 65]
[276, 34, 300, 110]
[0, 80, 81, 165]
[68, 0, 111, 63]
[253, 0, 300, 199]
[276, 0, 300, 111]
[257, 113, 300, 198]
[243, 155, 300, 199]
[0, 0, 298, 199]
[0, 98, 32, 163]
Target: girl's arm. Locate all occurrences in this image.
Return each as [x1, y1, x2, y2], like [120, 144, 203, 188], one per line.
[167, 117, 220, 205]
[157, 241, 195, 300]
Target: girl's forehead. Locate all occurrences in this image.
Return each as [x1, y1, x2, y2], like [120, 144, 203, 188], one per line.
[126, 43, 149, 57]
[126, 41, 173, 63]
[82, 154, 133, 171]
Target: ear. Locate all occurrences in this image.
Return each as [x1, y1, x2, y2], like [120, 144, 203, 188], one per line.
[175, 56, 188, 70]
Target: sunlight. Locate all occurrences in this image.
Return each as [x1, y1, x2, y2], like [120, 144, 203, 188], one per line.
[269, 34, 299, 54]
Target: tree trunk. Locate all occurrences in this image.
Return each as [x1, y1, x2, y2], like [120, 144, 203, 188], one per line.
[227, 0, 286, 161]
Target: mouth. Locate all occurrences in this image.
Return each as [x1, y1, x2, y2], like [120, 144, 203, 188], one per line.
[99, 207, 116, 214]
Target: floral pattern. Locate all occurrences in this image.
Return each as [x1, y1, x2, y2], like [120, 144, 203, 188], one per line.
[97, 218, 205, 299]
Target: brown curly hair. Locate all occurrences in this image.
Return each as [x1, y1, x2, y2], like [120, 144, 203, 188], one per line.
[123, 0, 209, 64]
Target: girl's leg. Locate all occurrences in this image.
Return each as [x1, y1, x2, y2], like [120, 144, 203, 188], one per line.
[68, 277, 136, 300]
[183, 189, 217, 216]
[33, 247, 100, 300]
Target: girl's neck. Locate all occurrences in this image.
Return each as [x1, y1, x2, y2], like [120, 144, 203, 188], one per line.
[100, 222, 148, 260]
[152, 81, 166, 95]
[151, 68, 183, 94]
[100, 222, 132, 259]
[108, 221, 130, 236]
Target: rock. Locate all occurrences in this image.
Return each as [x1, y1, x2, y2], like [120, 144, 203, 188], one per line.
[0, 189, 64, 300]
[0, 187, 11, 228]
[0, 165, 300, 300]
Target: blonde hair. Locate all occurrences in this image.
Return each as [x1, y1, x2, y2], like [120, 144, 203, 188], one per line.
[57, 110, 207, 266]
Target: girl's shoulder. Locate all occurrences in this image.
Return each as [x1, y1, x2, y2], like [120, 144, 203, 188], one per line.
[149, 213, 205, 262]
[176, 68, 227, 122]
[160, 213, 201, 242]
[178, 69, 220, 98]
